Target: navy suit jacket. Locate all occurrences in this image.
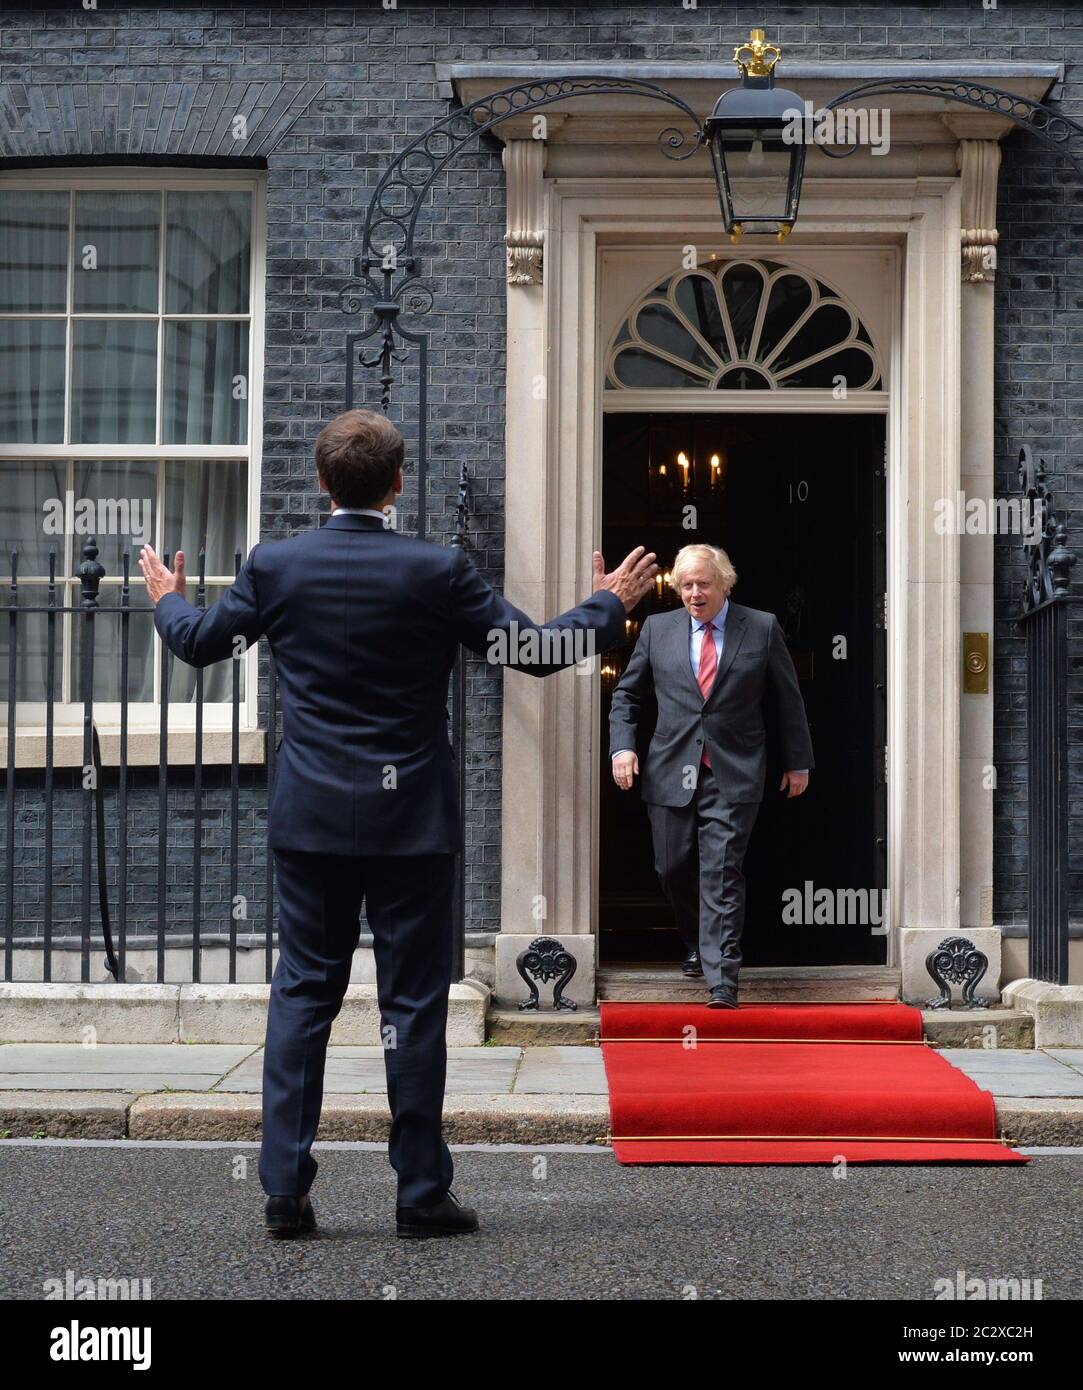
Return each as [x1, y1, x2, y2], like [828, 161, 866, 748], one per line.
[153, 512, 626, 856]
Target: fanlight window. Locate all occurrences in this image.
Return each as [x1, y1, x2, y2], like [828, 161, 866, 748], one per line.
[607, 259, 883, 392]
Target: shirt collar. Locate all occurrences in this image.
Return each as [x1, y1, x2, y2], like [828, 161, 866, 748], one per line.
[332, 506, 388, 520]
[692, 598, 729, 633]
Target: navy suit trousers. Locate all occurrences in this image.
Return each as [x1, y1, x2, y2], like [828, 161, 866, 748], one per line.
[258, 850, 456, 1208]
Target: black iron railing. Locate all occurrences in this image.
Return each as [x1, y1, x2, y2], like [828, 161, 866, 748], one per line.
[1016, 446, 1078, 984]
[1, 538, 280, 985]
[0, 535, 469, 987]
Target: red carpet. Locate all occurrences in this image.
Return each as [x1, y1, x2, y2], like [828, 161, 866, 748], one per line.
[600, 1002, 1027, 1165]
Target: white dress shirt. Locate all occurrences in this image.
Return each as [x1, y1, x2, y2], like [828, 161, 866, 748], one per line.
[332, 506, 390, 521]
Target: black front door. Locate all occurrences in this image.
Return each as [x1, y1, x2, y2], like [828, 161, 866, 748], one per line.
[598, 411, 887, 966]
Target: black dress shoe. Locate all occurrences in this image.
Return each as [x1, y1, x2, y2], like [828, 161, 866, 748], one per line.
[681, 949, 704, 977]
[265, 1193, 317, 1238]
[707, 985, 739, 1009]
[396, 1190, 479, 1240]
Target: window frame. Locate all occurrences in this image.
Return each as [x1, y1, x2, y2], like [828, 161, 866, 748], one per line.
[0, 167, 267, 737]
[602, 256, 888, 407]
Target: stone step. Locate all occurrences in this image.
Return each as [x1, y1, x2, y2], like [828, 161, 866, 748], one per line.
[921, 1008, 1034, 1049]
[486, 1007, 1035, 1049]
[597, 964, 902, 1004]
[0, 981, 489, 1045]
[487, 1007, 600, 1046]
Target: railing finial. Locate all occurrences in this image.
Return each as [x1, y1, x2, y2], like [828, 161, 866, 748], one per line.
[77, 536, 105, 610]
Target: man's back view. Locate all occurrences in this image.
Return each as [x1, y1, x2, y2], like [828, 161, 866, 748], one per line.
[140, 409, 657, 1238]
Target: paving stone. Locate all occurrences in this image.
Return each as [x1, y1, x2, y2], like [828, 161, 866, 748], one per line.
[938, 1050, 1083, 1097]
[1044, 1049, 1083, 1075]
[0, 1073, 228, 1092]
[0, 1044, 256, 1073]
[513, 1046, 602, 1064]
[513, 1067, 609, 1095]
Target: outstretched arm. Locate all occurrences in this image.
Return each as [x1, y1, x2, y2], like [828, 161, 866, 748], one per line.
[448, 546, 657, 678]
[141, 544, 265, 669]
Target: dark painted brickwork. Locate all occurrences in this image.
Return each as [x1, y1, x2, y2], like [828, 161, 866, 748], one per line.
[0, 2, 1080, 947]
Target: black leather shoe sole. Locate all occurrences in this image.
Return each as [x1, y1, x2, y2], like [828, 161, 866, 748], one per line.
[396, 1217, 479, 1240]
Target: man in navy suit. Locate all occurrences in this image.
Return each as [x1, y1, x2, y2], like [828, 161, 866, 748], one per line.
[140, 408, 657, 1239]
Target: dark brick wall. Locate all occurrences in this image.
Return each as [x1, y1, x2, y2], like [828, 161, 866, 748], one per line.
[1, 1, 1080, 947]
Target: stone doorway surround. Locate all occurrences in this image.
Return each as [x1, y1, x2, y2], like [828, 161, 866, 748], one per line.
[437, 61, 1062, 1004]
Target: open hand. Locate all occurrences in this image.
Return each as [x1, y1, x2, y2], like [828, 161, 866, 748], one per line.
[592, 546, 659, 613]
[138, 545, 187, 605]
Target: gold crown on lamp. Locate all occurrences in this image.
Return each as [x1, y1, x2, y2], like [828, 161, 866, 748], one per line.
[733, 28, 781, 79]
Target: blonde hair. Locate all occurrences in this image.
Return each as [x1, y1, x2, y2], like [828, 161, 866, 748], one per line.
[670, 544, 737, 595]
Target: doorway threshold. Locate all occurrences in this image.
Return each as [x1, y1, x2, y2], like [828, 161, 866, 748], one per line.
[597, 964, 900, 1004]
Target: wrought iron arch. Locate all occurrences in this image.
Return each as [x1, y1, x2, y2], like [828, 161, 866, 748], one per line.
[818, 79, 1083, 176]
[341, 77, 706, 426]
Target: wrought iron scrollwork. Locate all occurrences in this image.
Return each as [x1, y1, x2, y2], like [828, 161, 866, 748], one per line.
[516, 935, 578, 1012]
[339, 264, 434, 410]
[1018, 444, 1077, 613]
[819, 80, 1083, 176]
[360, 77, 704, 269]
[341, 77, 706, 412]
[925, 935, 990, 1010]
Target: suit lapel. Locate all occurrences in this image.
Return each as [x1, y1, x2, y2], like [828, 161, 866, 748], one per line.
[706, 604, 748, 701]
[668, 610, 703, 702]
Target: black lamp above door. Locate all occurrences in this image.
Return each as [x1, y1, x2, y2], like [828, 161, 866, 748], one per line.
[704, 29, 807, 243]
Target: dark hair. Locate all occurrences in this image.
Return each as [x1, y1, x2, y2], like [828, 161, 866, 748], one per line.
[315, 409, 405, 509]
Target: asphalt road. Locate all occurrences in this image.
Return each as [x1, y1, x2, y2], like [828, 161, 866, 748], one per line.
[1, 1141, 1080, 1302]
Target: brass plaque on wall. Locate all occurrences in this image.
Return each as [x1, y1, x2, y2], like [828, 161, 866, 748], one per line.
[963, 632, 989, 694]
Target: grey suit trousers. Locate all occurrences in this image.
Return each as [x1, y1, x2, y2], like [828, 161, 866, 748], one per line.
[646, 766, 760, 991]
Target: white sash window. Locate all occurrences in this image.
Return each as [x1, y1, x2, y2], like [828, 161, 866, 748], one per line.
[0, 169, 265, 729]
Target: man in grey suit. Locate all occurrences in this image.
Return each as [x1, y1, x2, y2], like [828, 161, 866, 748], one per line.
[609, 544, 813, 1007]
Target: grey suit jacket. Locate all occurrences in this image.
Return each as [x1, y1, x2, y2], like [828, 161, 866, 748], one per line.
[608, 602, 814, 806]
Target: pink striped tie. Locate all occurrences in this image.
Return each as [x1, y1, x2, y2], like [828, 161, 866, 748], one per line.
[697, 622, 716, 768]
